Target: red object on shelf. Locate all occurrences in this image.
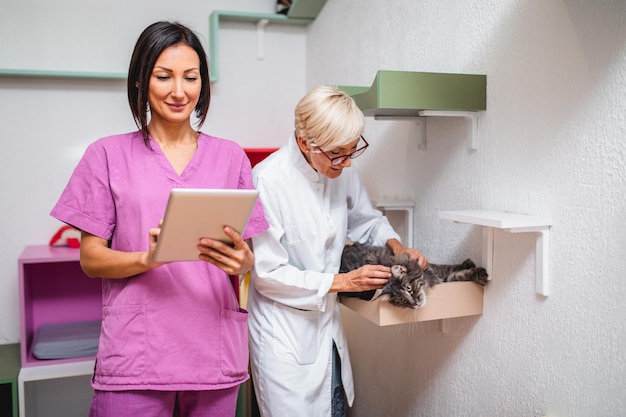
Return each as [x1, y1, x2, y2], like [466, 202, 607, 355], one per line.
[49, 225, 81, 248]
[244, 148, 277, 168]
[229, 149, 278, 301]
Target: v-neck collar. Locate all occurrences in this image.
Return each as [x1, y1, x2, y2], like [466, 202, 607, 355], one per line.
[149, 134, 204, 184]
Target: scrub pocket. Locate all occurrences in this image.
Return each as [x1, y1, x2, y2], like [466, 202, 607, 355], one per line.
[220, 308, 249, 378]
[97, 304, 147, 377]
[271, 302, 321, 365]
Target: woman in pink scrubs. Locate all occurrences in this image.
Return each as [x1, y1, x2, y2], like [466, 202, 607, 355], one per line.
[50, 21, 268, 417]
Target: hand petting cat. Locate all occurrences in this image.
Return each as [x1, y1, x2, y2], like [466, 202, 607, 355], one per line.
[385, 238, 429, 270]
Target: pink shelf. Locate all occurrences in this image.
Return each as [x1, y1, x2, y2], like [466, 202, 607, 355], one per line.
[18, 245, 102, 367]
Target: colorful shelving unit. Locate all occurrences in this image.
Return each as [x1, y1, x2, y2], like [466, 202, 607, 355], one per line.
[0, 343, 19, 417]
[17, 245, 100, 417]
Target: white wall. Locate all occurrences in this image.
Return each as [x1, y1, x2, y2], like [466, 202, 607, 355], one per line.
[0, 0, 306, 342]
[307, 0, 625, 416]
[2, 1, 624, 416]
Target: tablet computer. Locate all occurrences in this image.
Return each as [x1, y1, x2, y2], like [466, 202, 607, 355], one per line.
[153, 188, 259, 262]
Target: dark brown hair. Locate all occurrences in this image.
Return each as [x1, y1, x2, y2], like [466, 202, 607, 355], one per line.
[127, 21, 211, 146]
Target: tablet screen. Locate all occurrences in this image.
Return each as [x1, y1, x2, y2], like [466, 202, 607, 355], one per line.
[153, 188, 259, 262]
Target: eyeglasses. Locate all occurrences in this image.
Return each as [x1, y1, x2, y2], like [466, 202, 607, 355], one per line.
[311, 135, 369, 166]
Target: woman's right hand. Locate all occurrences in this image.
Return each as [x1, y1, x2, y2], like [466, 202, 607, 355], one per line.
[330, 264, 391, 293]
[79, 224, 165, 279]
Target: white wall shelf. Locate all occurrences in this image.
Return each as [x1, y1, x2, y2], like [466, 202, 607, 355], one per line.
[373, 200, 415, 247]
[18, 360, 94, 417]
[439, 209, 553, 296]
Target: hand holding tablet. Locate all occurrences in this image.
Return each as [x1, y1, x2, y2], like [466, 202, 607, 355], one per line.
[153, 188, 259, 262]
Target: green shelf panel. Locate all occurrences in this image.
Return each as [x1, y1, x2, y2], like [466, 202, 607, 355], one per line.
[340, 70, 487, 116]
[0, 68, 126, 80]
[287, 0, 328, 19]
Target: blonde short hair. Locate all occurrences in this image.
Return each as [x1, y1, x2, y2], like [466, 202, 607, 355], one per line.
[294, 85, 364, 149]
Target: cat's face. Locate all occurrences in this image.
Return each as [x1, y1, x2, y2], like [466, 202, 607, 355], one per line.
[380, 263, 427, 309]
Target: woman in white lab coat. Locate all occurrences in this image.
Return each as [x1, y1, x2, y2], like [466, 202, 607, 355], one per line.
[248, 86, 428, 417]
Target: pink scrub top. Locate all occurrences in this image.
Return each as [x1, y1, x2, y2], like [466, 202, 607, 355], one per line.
[50, 131, 269, 391]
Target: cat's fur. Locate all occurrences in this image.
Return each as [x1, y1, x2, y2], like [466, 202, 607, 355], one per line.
[339, 243, 489, 309]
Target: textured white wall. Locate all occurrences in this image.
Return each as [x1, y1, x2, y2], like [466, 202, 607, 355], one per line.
[307, 0, 625, 416]
[0, 0, 305, 343]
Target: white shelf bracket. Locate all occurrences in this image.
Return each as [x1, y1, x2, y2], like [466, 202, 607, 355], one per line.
[418, 110, 480, 150]
[256, 19, 270, 60]
[482, 226, 494, 279]
[505, 226, 551, 297]
[416, 116, 427, 150]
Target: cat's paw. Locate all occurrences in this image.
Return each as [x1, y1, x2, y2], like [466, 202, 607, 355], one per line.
[461, 258, 476, 269]
[472, 267, 489, 286]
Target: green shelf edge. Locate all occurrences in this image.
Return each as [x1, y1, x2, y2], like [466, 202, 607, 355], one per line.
[339, 70, 487, 116]
[287, 0, 328, 19]
[0, 68, 126, 80]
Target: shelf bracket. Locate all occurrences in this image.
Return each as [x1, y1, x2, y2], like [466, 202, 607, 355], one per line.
[479, 225, 551, 297]
[256, 19, 269, 60]
[504, 226, 550, 297]
[418, 110, 480, 150]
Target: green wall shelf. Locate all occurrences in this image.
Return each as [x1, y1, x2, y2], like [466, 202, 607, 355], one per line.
[0, 68, 126, 80]
[339, 70, 486, 116]
[340, 70, 487, 149]
[209, 0, 327, 82]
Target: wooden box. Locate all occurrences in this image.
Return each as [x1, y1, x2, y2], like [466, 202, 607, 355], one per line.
[340, 281, 484, 326]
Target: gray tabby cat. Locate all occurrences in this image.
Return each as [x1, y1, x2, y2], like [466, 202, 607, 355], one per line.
[339, 243, 488, 309]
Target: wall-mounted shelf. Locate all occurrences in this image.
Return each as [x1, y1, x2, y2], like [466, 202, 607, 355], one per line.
[0, 68, 126, 80]
[18, 360, 94, 417]
[439, 209, 552, 296]
[340, 281, 484, 326]
[373, 200, 415, 248]
[0, 343, 19, 417]
[340, 70, 486, 149]
[209, 0, 327, 82]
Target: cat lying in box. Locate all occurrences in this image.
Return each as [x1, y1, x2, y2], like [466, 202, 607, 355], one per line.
[339, 243, 489, 309]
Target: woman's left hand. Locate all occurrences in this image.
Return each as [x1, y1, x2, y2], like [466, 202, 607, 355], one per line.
[197, 226, 254, 276]
[387, 238, 429, 270]
[396, 247, 429, 270]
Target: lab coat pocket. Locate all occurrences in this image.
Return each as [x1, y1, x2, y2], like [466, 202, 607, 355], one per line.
[284, 224, 303, 245]
[97, 304, 147, 377]
[220, 308, 249, 378]
[271, 302, 321, 365]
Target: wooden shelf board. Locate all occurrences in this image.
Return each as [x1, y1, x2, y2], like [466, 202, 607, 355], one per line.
[340, 281, 484, 326]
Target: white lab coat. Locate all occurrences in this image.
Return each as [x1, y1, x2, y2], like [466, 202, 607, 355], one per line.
[248, 134, 400, 417]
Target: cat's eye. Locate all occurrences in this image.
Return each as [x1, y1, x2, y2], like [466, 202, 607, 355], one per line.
[406, 285, 412, 292]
